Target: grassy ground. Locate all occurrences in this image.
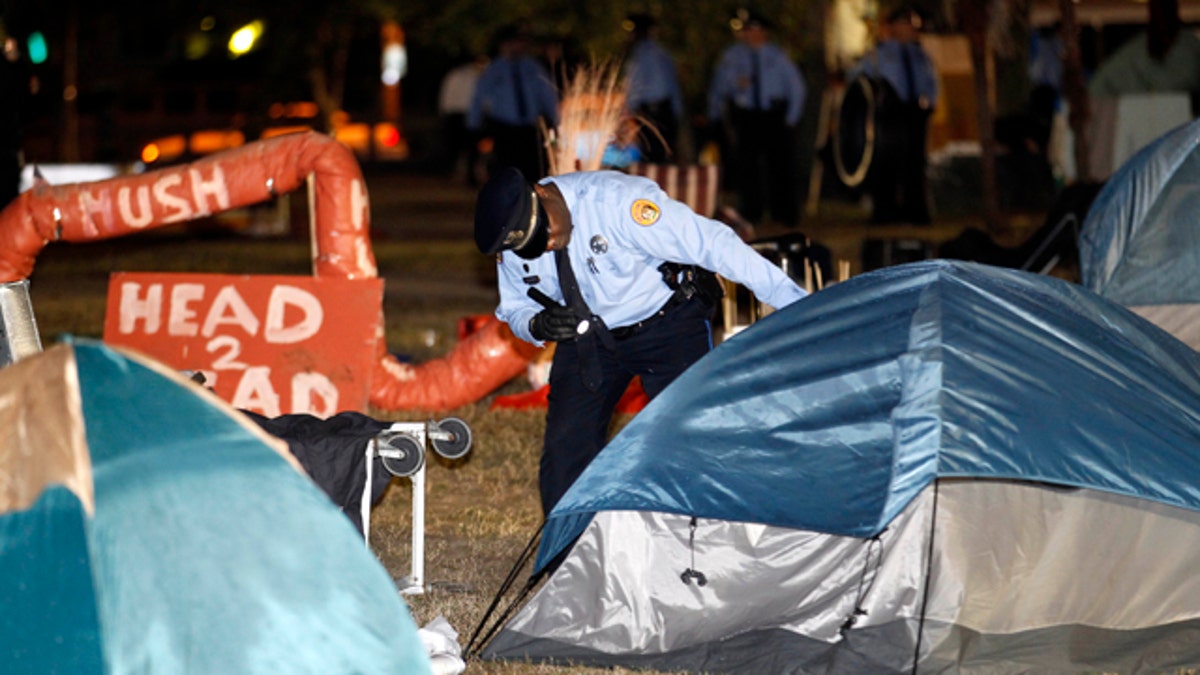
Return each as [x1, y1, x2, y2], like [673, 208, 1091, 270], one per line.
[25, 228, 650, 673]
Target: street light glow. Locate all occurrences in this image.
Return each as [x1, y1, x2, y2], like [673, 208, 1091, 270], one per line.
[228, 21, 263, 57]
[27, 32, 47, 64]
[381, 44, 406, 86]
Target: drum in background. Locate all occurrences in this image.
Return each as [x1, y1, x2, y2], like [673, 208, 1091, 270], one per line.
[832, 75, 904, 189]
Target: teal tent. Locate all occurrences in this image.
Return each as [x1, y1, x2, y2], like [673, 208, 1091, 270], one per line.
[1079, 117, 1200, 349]
[485, 260, 1200, 673]
[0, 340, 431, 674]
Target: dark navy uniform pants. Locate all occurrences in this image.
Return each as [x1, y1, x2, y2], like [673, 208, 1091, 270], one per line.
[729, 105, 798, 227]
[869, 104, 932, 225]
[539, 296, 713, 516]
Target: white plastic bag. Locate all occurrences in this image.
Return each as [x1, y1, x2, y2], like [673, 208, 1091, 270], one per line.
[417, 615, 465, 675]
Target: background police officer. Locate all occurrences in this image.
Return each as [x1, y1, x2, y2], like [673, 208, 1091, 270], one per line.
[623, 13, 685, 164]
[850, 7, 939, 224]
[707, 10, 807, 228]
[474, 167, 807, 516]
[467, 24, 560, 182]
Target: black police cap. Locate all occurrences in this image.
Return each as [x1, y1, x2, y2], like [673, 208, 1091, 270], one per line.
[735, 8, 773, 30]
[473, 167, 550, 260]
[625, 13, 657, 34]
[886, 6, 923, 26]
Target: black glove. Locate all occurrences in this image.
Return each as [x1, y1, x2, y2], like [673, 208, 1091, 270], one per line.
[530, 305, 580, 342]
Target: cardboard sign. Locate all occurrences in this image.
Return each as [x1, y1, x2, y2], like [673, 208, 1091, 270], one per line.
[103, 273, 383, 418]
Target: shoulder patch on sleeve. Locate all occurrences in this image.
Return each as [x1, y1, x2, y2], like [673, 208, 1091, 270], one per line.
[631, 199, 661, 226]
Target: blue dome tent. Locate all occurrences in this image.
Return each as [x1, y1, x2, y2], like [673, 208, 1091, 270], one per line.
[482, 260, 1200, 673]
[1080, 117, 1200, 349]
[0, 340, 431, 674]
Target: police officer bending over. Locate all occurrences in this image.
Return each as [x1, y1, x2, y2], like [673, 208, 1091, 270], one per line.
[474, 167, 808, 516]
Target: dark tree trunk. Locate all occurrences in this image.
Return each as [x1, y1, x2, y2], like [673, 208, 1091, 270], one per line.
[958, 0, 1004, 232]
[1057, 0, 1091, 182]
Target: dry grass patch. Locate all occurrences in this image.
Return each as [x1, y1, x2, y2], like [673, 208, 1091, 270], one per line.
[26, 232, 668, 673]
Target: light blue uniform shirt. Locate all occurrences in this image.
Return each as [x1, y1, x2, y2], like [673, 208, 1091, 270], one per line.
[495, 171, 808, 346]
[467, 55, 560, 129]
[852, 40, 938, 106]
[1029, 32, 1064, 91]
[625, 39, 684, 117]
[708, 42, 806, 126]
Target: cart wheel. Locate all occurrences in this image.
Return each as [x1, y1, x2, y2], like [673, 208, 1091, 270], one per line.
[431, 417, 472, 459]
[377, 432, 425, 477]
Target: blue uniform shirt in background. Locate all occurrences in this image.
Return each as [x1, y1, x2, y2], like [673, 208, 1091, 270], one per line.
[852, 40, 939, 107]
[1029, 32, 1064, 92]
[467, 55, 560, 129]
[495, 171, 808, 346]
[625, 39, 684, 118]
[708, 42, 806, 126]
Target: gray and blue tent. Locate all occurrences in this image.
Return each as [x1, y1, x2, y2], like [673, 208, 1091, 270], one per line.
[0, 340, 431, 674]
[1080, 117, 1200, 350]
[484, 260, 1200, 673]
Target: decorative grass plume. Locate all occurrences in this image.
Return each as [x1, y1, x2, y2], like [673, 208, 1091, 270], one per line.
[542, 60, 630, 176]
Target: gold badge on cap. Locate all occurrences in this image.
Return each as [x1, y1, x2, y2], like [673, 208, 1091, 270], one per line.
[631, 199, 661, 226]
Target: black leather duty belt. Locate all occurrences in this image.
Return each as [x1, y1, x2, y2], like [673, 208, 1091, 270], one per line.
[609, 293, 692, 340]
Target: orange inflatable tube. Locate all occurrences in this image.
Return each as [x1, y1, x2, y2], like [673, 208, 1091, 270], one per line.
[0, 131, 536, 411]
